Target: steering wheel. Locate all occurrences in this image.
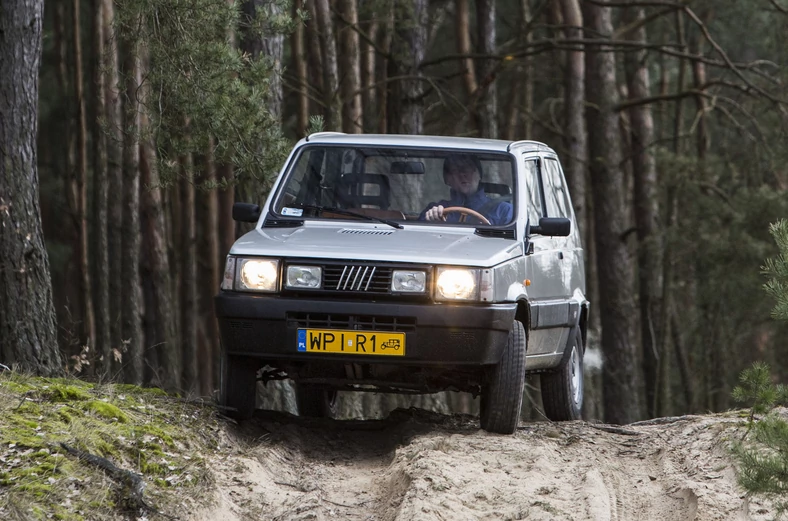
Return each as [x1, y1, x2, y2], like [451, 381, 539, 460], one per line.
[442, 206, 491, 225]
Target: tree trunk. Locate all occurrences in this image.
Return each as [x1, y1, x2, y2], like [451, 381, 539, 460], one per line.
[338, 0, 362, 133]
[671, 308, 695, 411]
[390, 0, 428, 135]
[559, 0, 587, 240]
[361, 15, 378, 132]
[623, 4, 662, 418]
[139, 50, 180, 393]
[240, 1, 285, 122]
[197, 140, 220, 396]
[519, 0, 534, 138]
[71, 0, 96, 357]
[91, 0, 110, 376]
[377, 3, 394, 133]
[104, 0, 124, 376]
[121, 30, 143, 385]
[475, 0, 498, 138]
[455, 0, 478, 133]
[314, 0, 342, 131]
[0, 0, 63, 375]
[690, 40, 710, 160]
[305, 0, 324, 124]
[180, 148, 198, 394]
[292, 0, 309, 136]
[583, 1, 642, 424]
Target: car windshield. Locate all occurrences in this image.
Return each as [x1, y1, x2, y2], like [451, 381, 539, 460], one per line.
[272, 146, 516, 226]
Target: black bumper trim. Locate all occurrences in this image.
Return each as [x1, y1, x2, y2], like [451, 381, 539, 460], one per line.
[215, 292, 516, 366]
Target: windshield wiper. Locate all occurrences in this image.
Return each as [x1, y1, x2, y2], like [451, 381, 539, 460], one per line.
[294, 204, 403, 229]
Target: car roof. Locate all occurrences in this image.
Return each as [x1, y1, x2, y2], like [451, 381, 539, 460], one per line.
[301, 132, 556, 154]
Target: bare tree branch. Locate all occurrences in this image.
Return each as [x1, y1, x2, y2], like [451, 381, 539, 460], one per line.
[682, 6, 787, 107]
[768, 0, 788, 13]
[614, 6, 678, 39]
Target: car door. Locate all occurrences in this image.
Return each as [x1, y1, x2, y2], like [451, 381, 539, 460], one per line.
[521, 155, 570, 369]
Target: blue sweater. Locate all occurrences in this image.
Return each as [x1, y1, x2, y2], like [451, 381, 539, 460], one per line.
[420, 188, 513, 225]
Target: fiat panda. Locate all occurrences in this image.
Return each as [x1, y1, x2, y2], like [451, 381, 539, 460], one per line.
[215, 133, 588, 434]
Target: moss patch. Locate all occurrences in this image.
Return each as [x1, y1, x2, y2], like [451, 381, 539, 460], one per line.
[83, 400, 129, 423]
[0, 373, 221, 520]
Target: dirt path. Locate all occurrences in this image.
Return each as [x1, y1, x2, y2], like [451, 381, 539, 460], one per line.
[198, 409, 774, 521]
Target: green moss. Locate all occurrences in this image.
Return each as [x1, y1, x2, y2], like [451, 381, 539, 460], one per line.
[94, 439, 118, 458]
[140, 461, 168, 476]
[57, 409, 75, 424]
[136, 425, 175, 447]
[45, 378, 93, 389]
[43, 385, 91, 402]
[18, 482, 53, 496]
[84, 401, 129, 423]
[141, 442, 165, 456]
[0, 373, 216, 518]
[1, 380, 35, 394]
[115, 384, 168, 396]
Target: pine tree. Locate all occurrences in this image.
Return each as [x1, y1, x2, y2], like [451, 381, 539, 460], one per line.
[731, 220, 788, 516]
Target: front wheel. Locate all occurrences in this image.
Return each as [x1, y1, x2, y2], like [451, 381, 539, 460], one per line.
[540, 326, 584, 421]
[479, 320, 527, 434]
[220, 353, 259, 421]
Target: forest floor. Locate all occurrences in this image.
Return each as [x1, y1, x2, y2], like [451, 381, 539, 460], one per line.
[0, 373, 780, 521]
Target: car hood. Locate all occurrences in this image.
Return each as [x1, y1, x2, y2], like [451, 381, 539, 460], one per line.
[229, 222, 522, 266]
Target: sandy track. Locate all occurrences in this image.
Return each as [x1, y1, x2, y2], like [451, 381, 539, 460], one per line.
[199, 409, 774, 521]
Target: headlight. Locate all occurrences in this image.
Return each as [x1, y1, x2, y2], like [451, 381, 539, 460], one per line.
[436, 267, 479, 301]
[236, 258, 279, 292]
[392, 270, 426, 293]
[286, 265, 322, 289]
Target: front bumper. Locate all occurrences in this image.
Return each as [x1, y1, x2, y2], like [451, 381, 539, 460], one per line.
[215, 292, 516, 366]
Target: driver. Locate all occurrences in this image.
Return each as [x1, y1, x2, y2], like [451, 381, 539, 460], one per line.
[420, 154, 513, 225]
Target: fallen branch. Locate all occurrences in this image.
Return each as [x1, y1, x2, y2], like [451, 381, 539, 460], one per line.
[588, 424, 641, 436]
[628, 415, 702, 426]
[60, 443, 176, 520]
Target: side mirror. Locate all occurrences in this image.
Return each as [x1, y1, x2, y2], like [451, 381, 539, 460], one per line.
[232, 202, 262, 223]
[530, 217, 571, 237]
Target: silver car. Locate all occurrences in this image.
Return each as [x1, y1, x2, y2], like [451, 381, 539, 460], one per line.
[215, 133, 588, 434]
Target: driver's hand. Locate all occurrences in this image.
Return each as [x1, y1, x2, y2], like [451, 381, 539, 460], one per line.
[425, 205, 445, 221]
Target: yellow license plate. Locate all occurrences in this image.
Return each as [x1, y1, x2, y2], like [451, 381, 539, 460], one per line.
[297, 329, 405, 356]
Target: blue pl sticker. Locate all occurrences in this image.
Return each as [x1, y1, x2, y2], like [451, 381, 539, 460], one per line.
[297, 329, 306, 352]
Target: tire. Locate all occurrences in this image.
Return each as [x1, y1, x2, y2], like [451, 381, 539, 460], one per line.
[220, 352, 258, 421]
[295, 384, 338, 418]
[541, 326, 584, 421]
[480, 320, 527, 434]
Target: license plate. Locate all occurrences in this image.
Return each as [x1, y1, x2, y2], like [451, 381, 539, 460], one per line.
[297, 329, 405, 356]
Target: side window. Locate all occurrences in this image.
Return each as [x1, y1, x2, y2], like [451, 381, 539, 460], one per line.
[543, 158, 569, 218]
[523, 159, 543, 225]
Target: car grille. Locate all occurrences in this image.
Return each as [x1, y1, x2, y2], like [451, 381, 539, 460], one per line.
[287, 312, 417, 332]
[324, 264, 392, 293]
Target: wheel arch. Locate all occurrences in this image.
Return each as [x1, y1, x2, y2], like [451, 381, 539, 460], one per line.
[579, 302, 589, 352]
[514, 298, 531, 341]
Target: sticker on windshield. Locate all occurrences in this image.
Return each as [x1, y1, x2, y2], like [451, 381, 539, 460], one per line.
[282, 207, 303, 217]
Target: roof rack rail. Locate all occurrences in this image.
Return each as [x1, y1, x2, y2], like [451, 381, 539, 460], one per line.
[305, 131, 346, 142]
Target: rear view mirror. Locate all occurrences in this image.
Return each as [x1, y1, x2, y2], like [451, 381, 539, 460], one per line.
[233, 202, 262, 223]
[390, 161, 425, 174]
[530, 217, 571, 237]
